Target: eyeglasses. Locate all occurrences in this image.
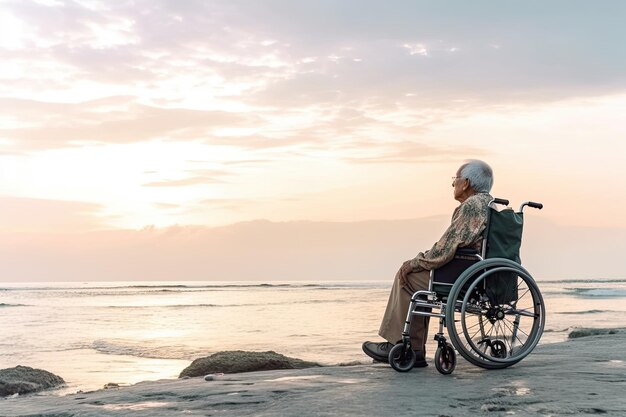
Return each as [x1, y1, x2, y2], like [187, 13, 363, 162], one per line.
[451, 176, 466, 181]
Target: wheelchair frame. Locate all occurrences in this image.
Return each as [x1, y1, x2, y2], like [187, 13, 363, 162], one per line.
[388, 198, 545, 374]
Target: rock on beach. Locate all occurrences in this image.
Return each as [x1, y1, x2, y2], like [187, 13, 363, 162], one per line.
[568, 327, 619, 338]
[0, 365, 64, 397]
[179, 350, 320, 378]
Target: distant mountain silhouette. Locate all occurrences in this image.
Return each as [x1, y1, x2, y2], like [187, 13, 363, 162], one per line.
[1, 217, 624, 282]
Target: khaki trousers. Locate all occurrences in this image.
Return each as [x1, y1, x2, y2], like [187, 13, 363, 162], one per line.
[378, 267, 431, 354]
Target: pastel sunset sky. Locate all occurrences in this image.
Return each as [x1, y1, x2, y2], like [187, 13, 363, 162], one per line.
[1, 0, 624, 281]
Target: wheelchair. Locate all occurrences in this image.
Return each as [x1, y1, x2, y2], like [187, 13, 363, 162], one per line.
[389, 198, 545, 375]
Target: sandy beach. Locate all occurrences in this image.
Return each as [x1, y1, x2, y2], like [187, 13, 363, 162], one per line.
[2, 329, 625, 417]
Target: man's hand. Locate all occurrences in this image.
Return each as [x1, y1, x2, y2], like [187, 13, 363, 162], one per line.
[399, 260, 413, 287]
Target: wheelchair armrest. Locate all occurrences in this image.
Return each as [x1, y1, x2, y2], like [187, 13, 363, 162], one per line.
[456, 248, 479, 256]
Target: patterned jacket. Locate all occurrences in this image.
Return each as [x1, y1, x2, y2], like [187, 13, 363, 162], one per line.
[409, 192, 493, 272]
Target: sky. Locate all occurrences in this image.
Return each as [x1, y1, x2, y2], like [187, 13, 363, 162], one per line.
[1, 0, 625, 281]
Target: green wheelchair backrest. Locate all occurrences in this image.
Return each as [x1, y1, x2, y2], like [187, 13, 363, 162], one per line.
[483, 207, 524, 303]
[484, 207, 524, 263]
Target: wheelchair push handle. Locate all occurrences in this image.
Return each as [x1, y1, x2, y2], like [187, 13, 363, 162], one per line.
[491, 198, 509, 206]
[519, 201, 543, 212]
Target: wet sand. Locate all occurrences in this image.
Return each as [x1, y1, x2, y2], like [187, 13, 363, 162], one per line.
[2, 330, 625, 416]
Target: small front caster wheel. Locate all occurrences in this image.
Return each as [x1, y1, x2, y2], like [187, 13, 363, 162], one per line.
[490, 340, 507, 358]
[389, 343, 416, 372]
[435, 343, 456, 375]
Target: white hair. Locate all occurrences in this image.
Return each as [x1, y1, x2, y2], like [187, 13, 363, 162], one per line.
[460, 159, 493, 193]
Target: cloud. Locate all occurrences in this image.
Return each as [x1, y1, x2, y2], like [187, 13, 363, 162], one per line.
[154, 202, 180, 209]
[2, 0, 624, 156]
[1, 0, 297, 94]
[196, 197, 254, 211]
[340, 141, 487, 164]
[0, 0, 624, 234]
[0, 196, 111, 232]
[219, 1, 626, 106]
[142, 177, 224, 187]
[203, 134, 301, 150]
[142, 168, 233, 187]
[3, 0, 625, 108]
[0, 96, 253, 150]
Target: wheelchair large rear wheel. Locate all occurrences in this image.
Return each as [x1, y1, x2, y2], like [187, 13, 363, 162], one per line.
[445, 258, 545, 369]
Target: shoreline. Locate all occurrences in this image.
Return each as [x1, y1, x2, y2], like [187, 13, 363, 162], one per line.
[2, 329, 626, 416]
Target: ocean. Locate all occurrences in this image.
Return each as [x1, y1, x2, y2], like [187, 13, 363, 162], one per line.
[1, 279, 625, 395]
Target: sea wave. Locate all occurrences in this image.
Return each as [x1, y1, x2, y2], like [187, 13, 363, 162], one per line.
[566, 288, 626, 298]
[0, 282, 378, 293]
[91, 339, 200, 360]
[102, 299, 352, 309]
[556, 309, 618, 315]
[544, 279, 626, 284]
[104, 303, 222, 309]
[528, 287, 626, 298]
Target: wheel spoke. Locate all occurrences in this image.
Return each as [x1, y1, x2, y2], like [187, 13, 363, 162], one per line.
[469, 321, 485, 342]
[501, 318, 527, 349]
[499, 321, 513, 353]
[502, 316, 531, 340]
[465, 318, 485, 331]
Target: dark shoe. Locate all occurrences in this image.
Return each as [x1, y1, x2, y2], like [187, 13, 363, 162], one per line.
[362, 341, 394, 362]
[413, 351, 428, 368]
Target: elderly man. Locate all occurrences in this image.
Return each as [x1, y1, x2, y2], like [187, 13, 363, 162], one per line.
[363, 159, 494, 366]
